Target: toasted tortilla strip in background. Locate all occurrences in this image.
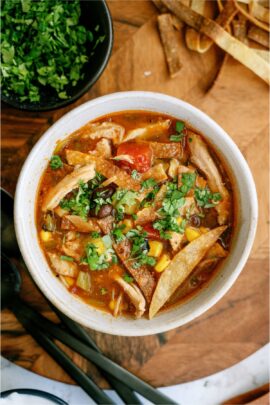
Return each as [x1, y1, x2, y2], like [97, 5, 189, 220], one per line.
[66, 150, 141, 191]
[249, 0, 270, 24]
[158, 13, 182, 78]
[42, 164, 95, 212]
[124, 119, 171, 142]
[144, 141, 182, 159]
[232, 14, 248, 43]
[232, 0, 270, 32]
[248, 26, 270, 48]
[161, 0, 270, 84]
[149, 225, 227, 319]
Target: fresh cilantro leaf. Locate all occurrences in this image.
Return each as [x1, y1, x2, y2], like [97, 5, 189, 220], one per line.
[50, 155, 63, 170]
[141, 178, 157, 190]
[131, 170, 140, 180]
[91, 231, 100, 239]
[170, 134, 185, 142]
[60, 255, 74, 262]
[123, 273, 134, 283]
[112, 189, 138, 219]
[100, 287, 108, 295]
[175, 121, 185, 133]
[84, 243, 115, 271]
[111, 224, 126, 243]
[194, 187, 222, 208]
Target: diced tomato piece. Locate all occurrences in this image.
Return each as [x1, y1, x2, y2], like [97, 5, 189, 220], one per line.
[142, 223, 161, 240]
[116, 143, 153, 173]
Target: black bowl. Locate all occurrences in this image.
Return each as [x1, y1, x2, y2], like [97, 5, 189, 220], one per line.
[0, 389, 68, 404]
[1, 0, 113, 112]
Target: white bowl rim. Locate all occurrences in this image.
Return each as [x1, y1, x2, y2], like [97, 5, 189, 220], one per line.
[14, 91, 258, 336]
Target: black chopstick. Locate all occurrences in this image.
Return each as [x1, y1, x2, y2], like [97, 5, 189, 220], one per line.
[55, 308, 142, 405]
[16, 300, 177, 405]
[12, 304, 115, 405]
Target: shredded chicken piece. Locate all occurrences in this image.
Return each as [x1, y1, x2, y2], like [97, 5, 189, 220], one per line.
[61, 231, 83, 260]
[169, 232, 184, 252]
[123, 120, 171, 142]
[179, 197, 199, 216]
[65, 216, 100, 233]
[66, 150, 140, 191]
[135, 207, 157, 225]
[48, 253, 78, 277]
[113, 275, 146, 318]
[142, 163, 168, 183]
[81, 122, 125, 144]
[97, 215, 114, 234]
[113, 239, 156, 303]
[113, 292, 123, 317]
[112, 154, 134, 164]
[42, 164, 96, 212]
[188, 132, 230, 225]
[89, 138, 112, 158]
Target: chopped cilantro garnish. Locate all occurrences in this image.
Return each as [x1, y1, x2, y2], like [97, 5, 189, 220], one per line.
[60, 255, 74, 262]
[91, 231, 101, 239]
[126, 228, 156, 268]
[123, 274, 134, 283]
[141, 178, 157, 190]
[100, 287, 108, 295]
[131, 170, 140, 180]
[1, 0, 105, 102]
[195, 187, 222, 208]
[170, 120, 186, 142]
[50, 155, 63, 170]
[112, 189, 138, 220]
[111, 224, 126, 243]
[83, 243, 117, 271]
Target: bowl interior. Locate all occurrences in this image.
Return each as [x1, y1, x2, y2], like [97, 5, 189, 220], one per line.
[14, 92, 258, 336]
[1, 0, 113, 111]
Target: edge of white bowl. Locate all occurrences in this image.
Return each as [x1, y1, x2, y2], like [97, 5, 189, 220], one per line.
[14, 91, 258, 336]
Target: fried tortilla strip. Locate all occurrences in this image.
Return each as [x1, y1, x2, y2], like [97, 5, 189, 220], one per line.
[186, 1, 237, 53]
[158, 13, 182, 78]
[232, 0, 270, 32]
[188, 132, 230, 225]
[149, 225, 226, 318]
[113, 275, 146, 318]
[124, 120, 171, 142]
[65, 150, 141, 191]
[113, 239, 156, 303]
[42, 164, 95, 212]
[232, 15, 248, 43]
[79, 122, 125, 144]
[152, 1, 184, 30]
[161, 0, 270, 84]
[142, 163, 168, 183]
[248, 26, 269, 48]
[250, 0, 270, 24]
[254, 49, 270, 62]
[135, 207, 158, 225]
[144, 141, 182, 159]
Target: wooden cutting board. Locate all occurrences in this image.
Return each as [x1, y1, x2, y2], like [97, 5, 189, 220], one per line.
[1, 0, 269, 389]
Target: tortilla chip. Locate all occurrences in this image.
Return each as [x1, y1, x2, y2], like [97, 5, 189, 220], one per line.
[161, 0, 270, 84]
[124, 120, 171, 142]
[232, 0, 270, 32]
[142, 141, 182, 159]
[149, 225, 227, 318]
[249, 0, 270, 24]
[248, 25, 269, 48]
[142, 163, 168, 183]
[66, 150, 141, 191]
[158, 13, 182, 77]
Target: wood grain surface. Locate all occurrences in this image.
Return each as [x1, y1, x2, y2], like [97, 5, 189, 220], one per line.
[1, 0, 269, 389]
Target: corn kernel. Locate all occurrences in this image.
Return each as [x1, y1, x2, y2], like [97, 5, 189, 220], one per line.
[199, 227, 209, 234]
[40, 230, 52, 242]
[121, 219, 133, 234]
[185, 227, 201, 242]
[176, 217, 183, 225]
[64, 276, 75, 287]
[155, 254, 171, 273]
[148, 241, 163, 258]
[90, 238, 105, 255]
[109, 300, 115, 311]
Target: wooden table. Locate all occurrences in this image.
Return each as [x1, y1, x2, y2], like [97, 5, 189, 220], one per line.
[1, 0, 269, 389]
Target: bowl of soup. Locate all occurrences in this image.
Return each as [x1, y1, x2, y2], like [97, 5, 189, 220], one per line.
[14, 92, 258, 335]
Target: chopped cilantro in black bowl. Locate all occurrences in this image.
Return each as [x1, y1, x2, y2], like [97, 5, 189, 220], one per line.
[1, 0, 113, 111]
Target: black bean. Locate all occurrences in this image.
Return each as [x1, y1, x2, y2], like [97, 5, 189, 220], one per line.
[92, 185, 116, 200]
[97, 204, 113, 218]
[189, 214, 201, 227]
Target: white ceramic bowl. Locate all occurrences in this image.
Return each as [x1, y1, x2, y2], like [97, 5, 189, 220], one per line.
[14, 91, 258, 336]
